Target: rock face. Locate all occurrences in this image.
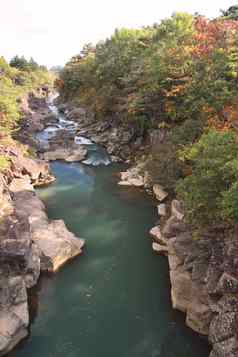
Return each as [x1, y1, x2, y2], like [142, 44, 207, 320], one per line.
[0, 105, 85, 355]
[0, 173, 40, 356]
[17, 91, 53, 147]
[150, 199, 238, 357]
[0, 279, 29, 357]
[12, 188, 85, 273]
[0, 141, 55, 188]
[55, 103, 147, 162]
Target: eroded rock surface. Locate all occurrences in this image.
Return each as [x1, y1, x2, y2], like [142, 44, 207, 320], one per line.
[42, 145, 87, 162]
[0, 102, 85, 354]
[150, 200, 238, 357]
[55, 103, 147, 162]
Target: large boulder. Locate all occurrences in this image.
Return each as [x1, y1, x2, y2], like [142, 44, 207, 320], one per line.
[13, 188, 85, 273]
[32, 220, 85, 272]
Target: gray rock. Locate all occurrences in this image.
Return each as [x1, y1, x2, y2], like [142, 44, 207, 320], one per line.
[171, 200, 184, 220]
[43, 146, 87, 162]
[209, 312, 238, 344]
[212, 337, 238, 357]
[153, 184, 168, 202]
[66, 107, 86, 121]
[157, 204, 166, 217]
[32, 220, 85, 272]
[162, 215, 187, 239]
[216, 272, 238, 294]
[152, 242, 168, 255]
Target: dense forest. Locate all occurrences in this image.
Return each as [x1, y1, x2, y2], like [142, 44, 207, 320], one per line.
[57, 6, 238, 232]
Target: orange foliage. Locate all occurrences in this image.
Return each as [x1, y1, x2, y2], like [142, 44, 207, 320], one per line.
[206, 100, 238, 131]
[192, 17, 238, 58]
[54, 78, 64, 89]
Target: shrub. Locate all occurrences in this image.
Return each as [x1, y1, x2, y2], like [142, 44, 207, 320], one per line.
[176, 130, 238, 225]
[169, 118, 205, 146]
[145, 140, 186, 191]
[0, 156, 10, 172]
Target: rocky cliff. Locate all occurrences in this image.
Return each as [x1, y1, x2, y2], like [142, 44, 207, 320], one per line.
[149, 201, 238, 357]
[0, 95, 84, 356]
[117, 161, 238, 357]
[48, 101, 238, 357]
[55, 102, 148, 163]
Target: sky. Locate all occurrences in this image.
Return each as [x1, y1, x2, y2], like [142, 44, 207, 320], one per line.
[0, 0, 237, 68]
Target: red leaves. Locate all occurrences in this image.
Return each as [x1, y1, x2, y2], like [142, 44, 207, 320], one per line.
[192, 17, 238, 58]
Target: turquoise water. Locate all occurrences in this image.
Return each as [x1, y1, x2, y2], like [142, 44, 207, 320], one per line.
[10, 161, 210, 357]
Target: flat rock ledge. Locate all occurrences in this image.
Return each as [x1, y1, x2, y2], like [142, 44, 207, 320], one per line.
[0, 155, 84, 355]
[12, 186, 85, 273]
[41, 145, 87, 163]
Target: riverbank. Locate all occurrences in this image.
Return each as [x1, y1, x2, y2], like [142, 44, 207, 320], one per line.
[115, 158, 238, 357]
[0, 93, 84, 356]
[8, 160, 210, 357]
[1, 92, 211, 357]
[53, 99, 238, 357]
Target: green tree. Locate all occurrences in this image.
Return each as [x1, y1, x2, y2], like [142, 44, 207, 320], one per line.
[10, 55, 29, 71]
[176, 130, 238, 226]
[222, 5, 238, 20]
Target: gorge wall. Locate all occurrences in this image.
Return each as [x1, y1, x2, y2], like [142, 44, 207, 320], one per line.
[58, 102, 238, 357]
[0, 94, 84, 356]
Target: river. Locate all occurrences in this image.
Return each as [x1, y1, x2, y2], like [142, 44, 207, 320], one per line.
[8, 100, 210, 357]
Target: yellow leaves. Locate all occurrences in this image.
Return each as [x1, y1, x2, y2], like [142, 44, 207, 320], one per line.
[0, 155, 10, 172]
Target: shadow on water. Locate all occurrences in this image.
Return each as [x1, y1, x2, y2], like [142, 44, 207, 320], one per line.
[8, 161, 210, 357]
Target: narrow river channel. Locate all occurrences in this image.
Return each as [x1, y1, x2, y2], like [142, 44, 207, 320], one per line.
[9, 158, 210, 357]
